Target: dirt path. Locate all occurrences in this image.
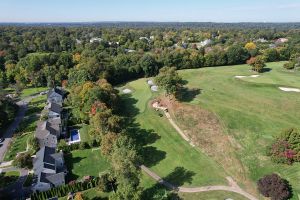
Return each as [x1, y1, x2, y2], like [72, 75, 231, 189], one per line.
[152, 102, 194, 146]
[150, 101, 258, 200]
[141, 165, 257, 200]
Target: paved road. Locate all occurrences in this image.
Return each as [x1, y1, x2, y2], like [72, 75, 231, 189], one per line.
[141, 165, 258, 200]
[0, 94, 41, 162]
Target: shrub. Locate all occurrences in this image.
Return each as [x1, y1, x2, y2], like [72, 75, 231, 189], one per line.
[13, 152, 33, 169]
[28, 136, 40, 153]
[79, 142, 89, 150]
[257, 174, 292, 200]
[31, 177, 100, 200]
[267, 128, 300, 164]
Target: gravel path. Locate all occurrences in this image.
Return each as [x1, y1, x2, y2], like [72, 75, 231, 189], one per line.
[141, 165, 257, 200]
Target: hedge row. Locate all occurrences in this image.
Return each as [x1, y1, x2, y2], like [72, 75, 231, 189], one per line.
[31, 177, 99, 200]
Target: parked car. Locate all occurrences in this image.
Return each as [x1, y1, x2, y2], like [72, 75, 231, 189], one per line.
[0, 138, 5, 143]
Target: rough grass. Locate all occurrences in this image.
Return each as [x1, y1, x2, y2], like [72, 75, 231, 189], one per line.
[64, 149, 110, 181]
[20, 87, 48, 98]
[121, 79, 227, 187]
[177, 62, 300, 199]
[4, 95, 46, 161]
[4, 132, 31, 161]
[179, 191, 248, 200]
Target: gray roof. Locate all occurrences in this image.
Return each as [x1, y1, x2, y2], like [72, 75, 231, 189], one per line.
[47, 87, 64, 98]
[35, 121, 59, 139]
[33, 147, 64, 175]
[49, 103, 62, 114]
[40, 172, 65, 185]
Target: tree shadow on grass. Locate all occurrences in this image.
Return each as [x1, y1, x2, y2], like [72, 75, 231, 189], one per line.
[142, 167, 195, 199]
[261, 68, 272, 73]
[64, 153, 86, 182]
[120, 94, 166, 167]
[176, 88, 201, 102]
[164, 167, 195, 187]
[140, 146, 166, 167]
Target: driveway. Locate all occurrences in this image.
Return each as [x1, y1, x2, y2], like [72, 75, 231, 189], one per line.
[0, 94, 41, 162]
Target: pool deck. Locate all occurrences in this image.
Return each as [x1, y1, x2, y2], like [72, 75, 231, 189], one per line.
[68, 129, 81, 145]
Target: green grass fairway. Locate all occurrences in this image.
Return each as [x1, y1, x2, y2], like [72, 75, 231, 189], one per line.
[121, 79, 227, 188]
[21, 87, 48, 98]
[179, 191, 248, 200]
[177, 62, 300, 199]
[65, 149, 110, 181]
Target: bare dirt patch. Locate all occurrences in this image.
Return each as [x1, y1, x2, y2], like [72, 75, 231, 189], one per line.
[155, 96, 258, 196]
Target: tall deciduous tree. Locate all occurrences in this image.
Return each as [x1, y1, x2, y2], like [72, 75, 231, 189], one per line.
[155, 66, 183, 97]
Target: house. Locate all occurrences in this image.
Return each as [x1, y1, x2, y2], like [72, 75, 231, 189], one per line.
[32, 146, 66, 192]
[47, 87, 64, 105]
[275, 38, 289, 44]
[89, 37, 103, 43]
[199, 39, 212, 47]
[255, 38, 268, 43]
[35, 120, 61, 148]
[125, 49, 136, 53]
[48, 103, 62, 119]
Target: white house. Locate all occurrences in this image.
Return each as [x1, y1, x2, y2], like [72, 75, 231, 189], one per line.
[90, 37, 103, 43]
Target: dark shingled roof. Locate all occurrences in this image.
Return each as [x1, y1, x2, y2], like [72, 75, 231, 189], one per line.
[35, 121, 59, 139]
[43, 146, 56, 164]
[47, 87, 64, 98]
[49, 103, 62, 114]
[40, 172, 65, 185]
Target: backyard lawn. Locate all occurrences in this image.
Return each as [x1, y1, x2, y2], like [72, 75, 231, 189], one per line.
[64, 149, 110, 181]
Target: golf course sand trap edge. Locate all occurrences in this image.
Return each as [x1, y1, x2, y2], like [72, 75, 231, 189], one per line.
[235, 75, 260, 78]
[122, 88, 132, 94]
[279, 87, 300, 92]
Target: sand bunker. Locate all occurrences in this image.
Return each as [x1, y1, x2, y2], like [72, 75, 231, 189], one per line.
[122, 88, 132, 94]
[151, 85, 158, 92]
[147, 80, 154, 85]
[279, 87, 300, 93]
[235, 75, 260, 79]
[235, 76, 246, 78]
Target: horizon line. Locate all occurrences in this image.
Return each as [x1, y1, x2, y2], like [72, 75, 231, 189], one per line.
[1, 21, 300, 24]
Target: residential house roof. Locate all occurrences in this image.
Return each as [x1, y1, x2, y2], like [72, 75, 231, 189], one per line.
[40, 172, 65, 186]
[49, 103, 62, 114]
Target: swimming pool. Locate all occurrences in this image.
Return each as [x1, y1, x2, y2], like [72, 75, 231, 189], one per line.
[69, 129, 81, 144]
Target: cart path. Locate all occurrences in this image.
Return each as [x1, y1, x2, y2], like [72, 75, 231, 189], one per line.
[141, 165, 257, 200]
[150, 102, 258, 200]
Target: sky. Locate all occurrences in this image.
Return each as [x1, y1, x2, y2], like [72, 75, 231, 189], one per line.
[0, 0, 300, 23]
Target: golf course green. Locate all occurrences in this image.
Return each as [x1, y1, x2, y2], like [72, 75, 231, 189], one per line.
[121, 62, 300, 199]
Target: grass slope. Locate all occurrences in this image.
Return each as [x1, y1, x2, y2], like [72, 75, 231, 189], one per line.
[178, 62, 300, 199]
[122, 79, 227, 188]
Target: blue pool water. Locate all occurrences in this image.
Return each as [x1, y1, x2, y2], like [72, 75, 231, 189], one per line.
[70, 130, 79, 141]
